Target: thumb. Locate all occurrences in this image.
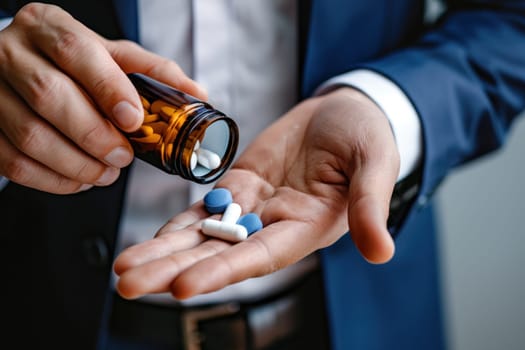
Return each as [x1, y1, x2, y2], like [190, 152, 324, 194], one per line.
[347, 162, 397, 264]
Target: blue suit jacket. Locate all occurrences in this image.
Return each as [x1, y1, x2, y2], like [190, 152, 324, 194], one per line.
[2, 1, 524, 349]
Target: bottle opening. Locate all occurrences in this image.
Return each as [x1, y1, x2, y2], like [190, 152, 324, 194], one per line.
[191, 120, 231, 177]
[127, 73, 239, 184]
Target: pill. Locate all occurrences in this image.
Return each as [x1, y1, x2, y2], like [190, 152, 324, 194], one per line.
[139, 125, 154, 135]
[193, 140, 200, 151]
[190, 152, 198, 170]
[129, 125, 153, 137]
[166, 143, 173, 157]
[160, 106, 176, 120]
[130, 133, 161, 144]
[143, 113, 160, 123]
[150, 99, 173, 114]
[221, 203, 242, 224]
[203, 188, 232, 214]
[147, 121, 168, 134]
[170, 112, 186, 127]
[140, 96, 151, 109]
[201, 219, 248, 242]
[196, 148, 221, 169]
[236, 213, 263, 235]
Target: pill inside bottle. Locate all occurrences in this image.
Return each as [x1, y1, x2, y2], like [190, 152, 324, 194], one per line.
[127, 73, 239, 184]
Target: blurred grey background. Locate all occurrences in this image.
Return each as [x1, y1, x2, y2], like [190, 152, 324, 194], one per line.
[422, 2, 525, 348]
[435, 110, 525, 350]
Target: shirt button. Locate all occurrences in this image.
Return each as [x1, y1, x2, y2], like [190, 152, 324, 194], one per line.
[81, 236, 110, 267]
[416, 195, 430, 208]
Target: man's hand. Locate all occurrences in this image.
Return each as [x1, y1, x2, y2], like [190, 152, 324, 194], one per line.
[114, 87, 400, 300]
[0, 3, 206, 194]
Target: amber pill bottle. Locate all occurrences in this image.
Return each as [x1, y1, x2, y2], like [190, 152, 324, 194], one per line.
[126, 73, 239, 184]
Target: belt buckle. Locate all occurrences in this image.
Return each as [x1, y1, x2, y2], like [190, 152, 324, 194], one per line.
[181, 302, 240, 350]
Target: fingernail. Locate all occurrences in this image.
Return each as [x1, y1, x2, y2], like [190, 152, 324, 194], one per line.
[96, 167, 120, 186]
[113, 101, 142, 130]
[105, 146, 133, 168]
[79, 184, 93, 192]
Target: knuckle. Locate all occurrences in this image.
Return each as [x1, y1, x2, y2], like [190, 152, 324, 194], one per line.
[106, 39, 140, 61]
[116, 39, 141, 51]
[13, 3, 82, 66]
[72, 160, 91, 182]
[0, 36, 16, 73]
[13, 3, 44, 27]
[52, 29, 83, 64]
[74, 160, 102, 184]
[3, 156, 31, 184]
[213, 253, 237, 277]
[14, 120, 47, 154]
[25, 71, 61, 110]
[52, 175, 80, 194]
[14, 3, 62, 28]
[90, 73, 120, 106]
[246, 237, 280, 274]
[145, 58, 182, 79]
[78, 119, 111, 152]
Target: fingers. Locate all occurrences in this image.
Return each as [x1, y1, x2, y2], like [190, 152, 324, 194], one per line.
[105, 40, 208, 101]
[0, 3, 208, 194]
[165, 186, 346, 299]
[10, 3, 143, 131]
[113, 201, 213, 279]
[169, 221, 312, 299]
[113, 220, 207, 275]
[0, 51, 132, 168]
[0, 79, 124, 190]
[155, 200, 212, 237]
[0, 130, 92, 194]
[0, 3, 138, 192]
[117, 215, 321, 300]
[116, 238, 231, 299]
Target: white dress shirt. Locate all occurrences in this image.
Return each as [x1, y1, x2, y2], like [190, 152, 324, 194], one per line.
[115, 0, 316, 306]
[113, 0, 422, 306]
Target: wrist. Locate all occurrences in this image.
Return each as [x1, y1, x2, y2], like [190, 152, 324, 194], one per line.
[315, 70, 422, 182]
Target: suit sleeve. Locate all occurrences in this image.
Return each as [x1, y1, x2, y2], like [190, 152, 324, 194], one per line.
[358, 2, 525, 228]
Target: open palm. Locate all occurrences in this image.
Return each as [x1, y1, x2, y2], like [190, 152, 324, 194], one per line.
[114, 88, 400, 300]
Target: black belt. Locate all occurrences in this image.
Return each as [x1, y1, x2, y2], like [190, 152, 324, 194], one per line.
[108, 268, 330, 350]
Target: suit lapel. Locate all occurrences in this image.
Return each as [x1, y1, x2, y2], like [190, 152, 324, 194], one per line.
[111, 0, 138, 41]
[298, 0, 312, 98]
[302, 0, 389, 96]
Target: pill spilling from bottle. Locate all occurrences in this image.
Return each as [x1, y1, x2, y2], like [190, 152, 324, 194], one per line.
[126, 73, 239, 184]
[201, 188, 263, 242]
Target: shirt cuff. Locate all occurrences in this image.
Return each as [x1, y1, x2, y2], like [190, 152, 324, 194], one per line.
[314, 69, 422, 182]
[0, 17, 13, 30]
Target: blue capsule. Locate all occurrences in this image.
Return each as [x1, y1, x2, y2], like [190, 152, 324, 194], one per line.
[203, 188, 232, 214]
[236, 213, 263, 235]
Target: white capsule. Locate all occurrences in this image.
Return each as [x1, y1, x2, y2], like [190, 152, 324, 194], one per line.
[193, 140, 201, 151]
[221, 203, 242, 224]
[190, 152, 198, 170]
[196, 148, 221, 169]
[201, 218, 248, 242]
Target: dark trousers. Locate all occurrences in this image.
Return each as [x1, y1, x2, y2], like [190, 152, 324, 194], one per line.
[103, 267, 330, 350]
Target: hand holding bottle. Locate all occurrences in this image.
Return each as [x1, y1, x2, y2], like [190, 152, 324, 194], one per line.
[0, 3, 206, 194]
